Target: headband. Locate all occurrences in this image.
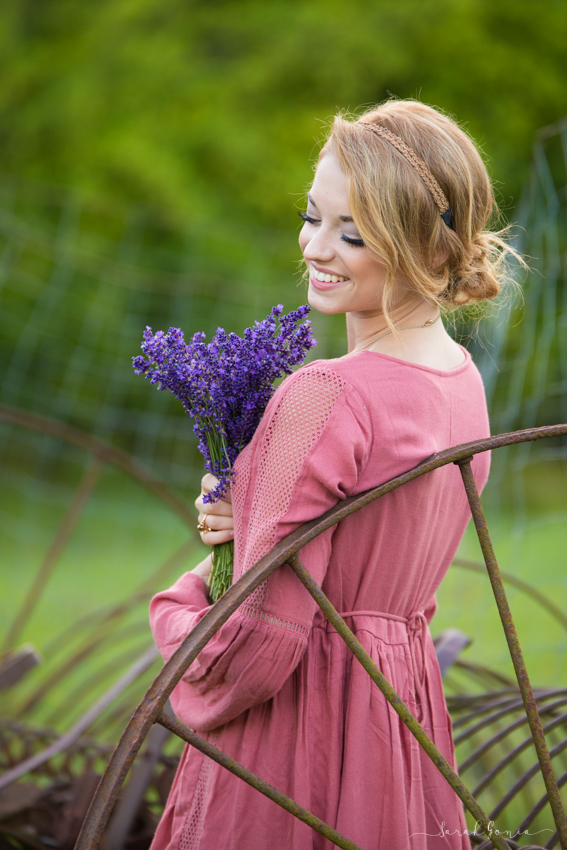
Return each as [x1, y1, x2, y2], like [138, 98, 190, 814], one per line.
[359, 123, 455, 230]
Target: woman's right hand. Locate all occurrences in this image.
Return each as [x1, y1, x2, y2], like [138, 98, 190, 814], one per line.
[194, 473, 234, 546]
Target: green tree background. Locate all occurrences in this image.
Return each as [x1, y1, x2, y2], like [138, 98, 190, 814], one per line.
[2, 0, 566, 230]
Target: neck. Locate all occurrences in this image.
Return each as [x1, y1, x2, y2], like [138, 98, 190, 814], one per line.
[346, 297, 438, 353]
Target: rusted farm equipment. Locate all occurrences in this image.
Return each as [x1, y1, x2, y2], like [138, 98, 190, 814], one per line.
[0, 403, 197, 848]
[66, 424, 567, 850]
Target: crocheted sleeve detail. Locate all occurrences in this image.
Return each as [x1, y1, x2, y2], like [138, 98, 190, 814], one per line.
[232, 365, 346, 609]
[149, 364, 371, 731]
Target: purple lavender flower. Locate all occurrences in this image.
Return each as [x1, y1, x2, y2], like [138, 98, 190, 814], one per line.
[133, 305, 316, 599]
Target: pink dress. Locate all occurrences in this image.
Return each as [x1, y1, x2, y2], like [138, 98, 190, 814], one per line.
[149, 347, 490, 850]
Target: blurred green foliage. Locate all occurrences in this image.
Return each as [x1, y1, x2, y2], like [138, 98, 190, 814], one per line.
[1, 0, 566, 232]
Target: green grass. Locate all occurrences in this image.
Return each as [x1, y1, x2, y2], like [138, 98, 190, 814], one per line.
[0, 463, 202, 735]
[435, 514, 567, 686]
[1, 465, 198, 648]
[1, 459, 566, 736]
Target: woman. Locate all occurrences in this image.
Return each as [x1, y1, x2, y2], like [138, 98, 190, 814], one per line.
[149, 99, 519, 849]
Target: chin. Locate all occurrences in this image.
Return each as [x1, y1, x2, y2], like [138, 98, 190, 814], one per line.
[307, 287, 346, 316]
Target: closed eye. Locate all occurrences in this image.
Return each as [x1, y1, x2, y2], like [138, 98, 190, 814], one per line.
[341, 234, 365, 247]
[298, 211, 319, 225]
[298, 210, 365, 247]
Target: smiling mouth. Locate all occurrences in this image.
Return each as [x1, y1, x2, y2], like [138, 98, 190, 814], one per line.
[311, 268, 350, 283]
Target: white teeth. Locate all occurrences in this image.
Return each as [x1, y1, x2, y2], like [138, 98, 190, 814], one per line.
[312, 268, 348, 282]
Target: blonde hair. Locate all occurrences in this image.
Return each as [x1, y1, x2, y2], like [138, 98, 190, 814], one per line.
[318, 99, 524, 323]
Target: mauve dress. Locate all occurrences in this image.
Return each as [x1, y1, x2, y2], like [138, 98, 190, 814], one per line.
[149, 346, 490, 850]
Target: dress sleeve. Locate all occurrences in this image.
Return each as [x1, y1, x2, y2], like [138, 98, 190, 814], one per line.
[149, 364, 371, 731]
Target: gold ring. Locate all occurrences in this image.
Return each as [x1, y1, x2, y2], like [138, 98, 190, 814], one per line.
[197, 517, 211, 534]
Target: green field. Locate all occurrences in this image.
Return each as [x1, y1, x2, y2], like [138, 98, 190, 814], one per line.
[2, 456, 566, 731]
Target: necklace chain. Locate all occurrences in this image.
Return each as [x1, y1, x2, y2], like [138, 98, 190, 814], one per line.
[354, 313, 441, 353]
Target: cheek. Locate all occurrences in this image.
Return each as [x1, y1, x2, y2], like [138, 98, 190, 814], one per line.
[357, 255, 386, 285]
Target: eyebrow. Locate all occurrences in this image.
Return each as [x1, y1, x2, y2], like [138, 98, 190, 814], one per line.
[307, 193, 354, 222]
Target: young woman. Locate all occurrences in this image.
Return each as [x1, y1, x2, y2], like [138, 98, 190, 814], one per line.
[149, 99, 518, 849]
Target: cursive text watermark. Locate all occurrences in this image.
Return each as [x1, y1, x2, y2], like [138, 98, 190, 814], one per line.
[411, 819, 553, 841]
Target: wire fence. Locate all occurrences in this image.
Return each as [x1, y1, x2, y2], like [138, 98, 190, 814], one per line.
[0, 119, 566, 727]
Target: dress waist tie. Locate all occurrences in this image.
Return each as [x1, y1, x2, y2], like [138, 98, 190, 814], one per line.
[314, 608, 430, 721]
[406, 610, 429, 722]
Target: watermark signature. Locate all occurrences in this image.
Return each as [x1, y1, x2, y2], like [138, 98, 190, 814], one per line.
[411, 820, 553, 840]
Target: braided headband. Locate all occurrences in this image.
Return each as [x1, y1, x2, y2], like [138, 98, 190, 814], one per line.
[359, 123, 455, 230]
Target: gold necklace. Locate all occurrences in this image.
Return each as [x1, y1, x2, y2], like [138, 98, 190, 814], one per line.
[354, 313, 441, 353]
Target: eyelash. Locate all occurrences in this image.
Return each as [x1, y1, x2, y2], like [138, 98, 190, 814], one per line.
[297, 211, 365, 248]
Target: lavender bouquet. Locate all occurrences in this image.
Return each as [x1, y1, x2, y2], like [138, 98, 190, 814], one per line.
[133, 305, 316, 601]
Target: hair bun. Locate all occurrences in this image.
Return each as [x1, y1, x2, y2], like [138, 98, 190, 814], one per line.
[444, 231, 502, 307]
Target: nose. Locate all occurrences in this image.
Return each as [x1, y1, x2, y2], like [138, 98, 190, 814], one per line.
[300, 224, 335, 264]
